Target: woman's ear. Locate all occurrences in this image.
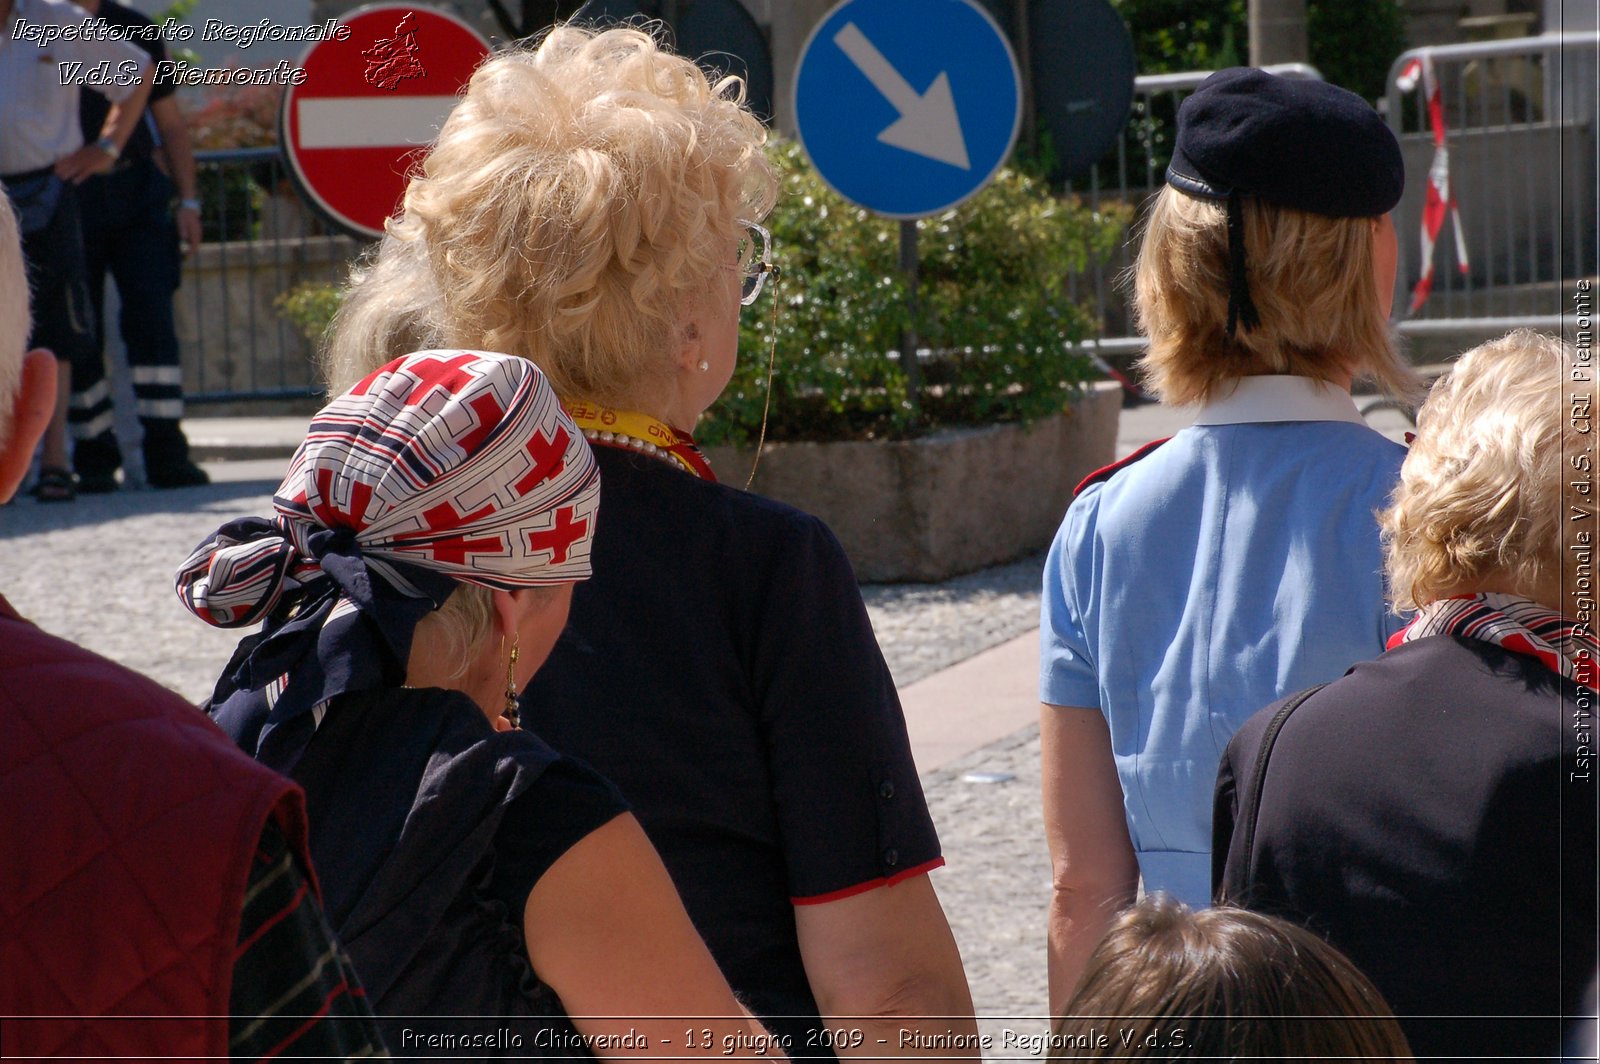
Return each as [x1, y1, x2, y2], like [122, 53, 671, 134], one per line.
[489, 588, 522, 639]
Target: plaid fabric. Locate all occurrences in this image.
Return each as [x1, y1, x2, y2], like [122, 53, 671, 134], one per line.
[1389, 592, 1599, 691]
[173, 351, 600, 772]
[229, 819, 387, 1061]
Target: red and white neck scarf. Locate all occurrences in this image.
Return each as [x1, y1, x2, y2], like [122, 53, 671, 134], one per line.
[1388, 592, 1599, 691]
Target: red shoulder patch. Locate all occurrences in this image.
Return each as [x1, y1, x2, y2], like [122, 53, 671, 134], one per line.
[1073, 437, 1170, 499]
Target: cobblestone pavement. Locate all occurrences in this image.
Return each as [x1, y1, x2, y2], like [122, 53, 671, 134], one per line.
[1, 470, 1055, 1048]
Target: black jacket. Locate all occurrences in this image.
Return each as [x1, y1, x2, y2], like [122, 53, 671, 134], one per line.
[1215, 634, 1597, 1061]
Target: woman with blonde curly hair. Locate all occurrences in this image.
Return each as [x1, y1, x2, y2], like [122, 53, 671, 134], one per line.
[1216, 330, 1599, 1060]
[325, 25, 975, 1057]
[1040, 67, 1422, 1008]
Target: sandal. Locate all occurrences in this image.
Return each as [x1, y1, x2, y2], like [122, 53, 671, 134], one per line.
[30, 466, 77, 503]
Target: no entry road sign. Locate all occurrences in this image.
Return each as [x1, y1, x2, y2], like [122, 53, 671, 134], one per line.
[280, 5, 490, 240]
[793, 0, 1021, 219]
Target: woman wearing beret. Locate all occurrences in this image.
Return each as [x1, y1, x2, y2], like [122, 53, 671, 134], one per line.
[1215, 331, 1598, 1060]
[323, 26, 976, 1057]
[1039, 67, 1424, 1007]
[178, 351, 777, 1057]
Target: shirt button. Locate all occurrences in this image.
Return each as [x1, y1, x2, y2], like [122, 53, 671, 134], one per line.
[878, 780, 895, 799]
[883, 848, 899, 867]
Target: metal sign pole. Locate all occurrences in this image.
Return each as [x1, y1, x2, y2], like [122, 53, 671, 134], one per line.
[899, 218, 921, 414]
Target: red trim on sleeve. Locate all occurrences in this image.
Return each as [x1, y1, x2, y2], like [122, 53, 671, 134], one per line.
[1072, 437, 1169, 498]
[789, 857, 946, 906]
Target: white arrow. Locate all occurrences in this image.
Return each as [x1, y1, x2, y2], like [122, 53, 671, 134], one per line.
[833, 22, 971, 170]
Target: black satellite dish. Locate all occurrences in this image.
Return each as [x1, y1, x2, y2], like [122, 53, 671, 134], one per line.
[571, 0, 774, 123]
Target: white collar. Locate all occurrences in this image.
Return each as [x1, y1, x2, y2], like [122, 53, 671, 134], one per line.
[1192, 375, 1365, 427]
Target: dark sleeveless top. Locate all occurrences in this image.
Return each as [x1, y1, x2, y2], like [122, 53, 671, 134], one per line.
[231, 685, 627, 1056]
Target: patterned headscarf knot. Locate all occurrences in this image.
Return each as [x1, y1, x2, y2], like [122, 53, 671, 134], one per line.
[174, 350, 601, 771]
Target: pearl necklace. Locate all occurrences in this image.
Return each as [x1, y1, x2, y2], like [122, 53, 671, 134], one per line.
[581, 427, 672, 462]
[566, 403, 717, 481]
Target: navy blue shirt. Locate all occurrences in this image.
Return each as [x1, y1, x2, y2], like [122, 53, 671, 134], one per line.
[522, 445, 940, 1051]
[263, 685, 627, 1054]
[77, 1, 173, 164]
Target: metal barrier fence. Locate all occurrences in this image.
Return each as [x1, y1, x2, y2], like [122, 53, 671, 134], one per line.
[1383, 33, 1599, 339]
[1066, 41, 1598, 376]
[181, 147, 361, 405]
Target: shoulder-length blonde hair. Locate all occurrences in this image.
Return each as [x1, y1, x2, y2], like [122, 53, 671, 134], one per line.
[323, 24, 776, 402]
[1383, 329, 1586, 610]
[1132, 187, 1422, 406]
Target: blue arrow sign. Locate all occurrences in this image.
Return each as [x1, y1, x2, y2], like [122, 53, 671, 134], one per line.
[793, 0, 1022, 219]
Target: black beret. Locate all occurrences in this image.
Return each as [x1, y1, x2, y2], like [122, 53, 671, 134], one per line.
[1167, 67, 1404, 217]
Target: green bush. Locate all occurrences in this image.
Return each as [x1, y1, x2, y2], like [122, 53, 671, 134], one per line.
[1110, 0, 1405, 101]
[268, 141, 1130, 444]
[701, 140, 1130, 445]
[275, 281, 343, 347]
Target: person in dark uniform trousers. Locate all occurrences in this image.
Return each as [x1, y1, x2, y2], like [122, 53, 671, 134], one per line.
[1215, 330, 1599, 1061]
[0, 0, 151, 500]
[1039, 67, 1424, 1009]
[71, 0, 208, 491]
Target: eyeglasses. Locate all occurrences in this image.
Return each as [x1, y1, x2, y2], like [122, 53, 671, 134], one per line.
[736, 220, 779, 306]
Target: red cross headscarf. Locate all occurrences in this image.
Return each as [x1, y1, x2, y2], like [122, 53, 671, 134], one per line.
[175, 350, 600, 772]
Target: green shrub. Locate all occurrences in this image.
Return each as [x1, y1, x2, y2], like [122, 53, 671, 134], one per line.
[267, 141, 1130, 444]
[1110, 0, 1405, 100]
[701, 140, 1130, 445]
[275, 281, 343, 347]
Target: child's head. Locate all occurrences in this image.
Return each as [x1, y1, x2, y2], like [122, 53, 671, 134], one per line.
[1054, 896, 1412, 1061]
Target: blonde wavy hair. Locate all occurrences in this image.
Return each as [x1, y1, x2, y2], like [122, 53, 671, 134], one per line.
[1383, 330, 1588, 610]
[1132, 187, 1422, 406]
[323, 25, 776, 403]
[413, 582, 562, 681]
[0, 196, 27, 442]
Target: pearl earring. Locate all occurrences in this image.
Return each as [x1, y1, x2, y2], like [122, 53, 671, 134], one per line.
[697, 360, 710, 372]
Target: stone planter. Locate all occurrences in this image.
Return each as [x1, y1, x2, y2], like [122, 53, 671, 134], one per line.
[702, 381, 1122, 582]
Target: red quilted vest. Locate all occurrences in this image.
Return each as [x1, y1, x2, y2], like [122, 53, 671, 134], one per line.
[0, 596, 311, 1061]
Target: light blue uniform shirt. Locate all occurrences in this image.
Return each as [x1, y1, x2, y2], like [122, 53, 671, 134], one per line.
[1040, 377, 1407, 906]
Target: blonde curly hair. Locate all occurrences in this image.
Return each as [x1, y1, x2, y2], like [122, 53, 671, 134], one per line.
[323, 25, 776, 404]
[1131, 187, 1422, 407]
[1383, 330, 1589, 610]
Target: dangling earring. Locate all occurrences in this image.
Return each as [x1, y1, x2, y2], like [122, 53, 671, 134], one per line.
[697, 360, 710, 372]
[502, 636, 521, 728]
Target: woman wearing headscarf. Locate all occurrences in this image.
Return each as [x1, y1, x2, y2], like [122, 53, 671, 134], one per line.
[322, 25, 975, 1057]
[1215, 330, 1599, 1060]
[1038, 67, 1424, 1007]
[177, 350, 781, 1058]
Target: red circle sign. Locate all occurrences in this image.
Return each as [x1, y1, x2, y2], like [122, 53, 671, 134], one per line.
[280, 4, 491, 240]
